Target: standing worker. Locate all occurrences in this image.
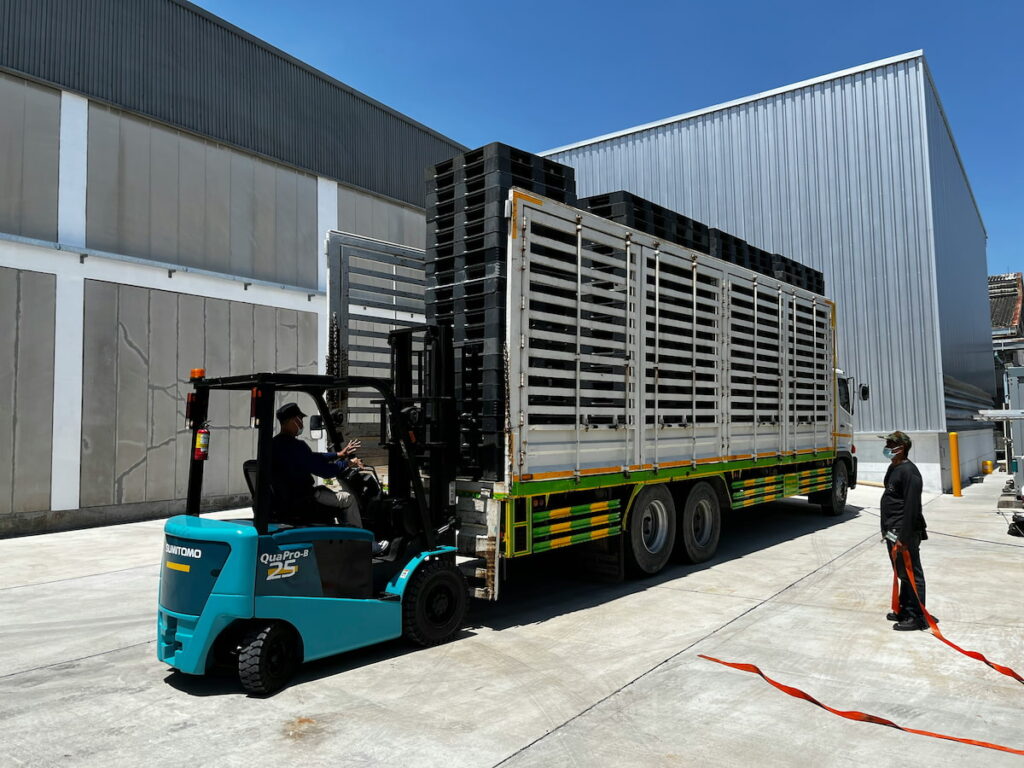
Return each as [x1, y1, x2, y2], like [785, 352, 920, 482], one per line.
[880, 430, 929, 631]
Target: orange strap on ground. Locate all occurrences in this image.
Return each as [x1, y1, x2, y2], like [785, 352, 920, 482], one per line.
[699, 655, 1024, 757]
[892, 543, 1024, 685]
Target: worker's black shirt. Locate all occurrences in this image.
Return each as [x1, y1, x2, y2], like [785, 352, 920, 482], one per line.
[270, 433, 349, 508]
[880, 459, 926, 543]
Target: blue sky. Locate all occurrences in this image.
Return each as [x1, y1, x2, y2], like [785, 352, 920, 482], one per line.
[194, 0, 1021, 275]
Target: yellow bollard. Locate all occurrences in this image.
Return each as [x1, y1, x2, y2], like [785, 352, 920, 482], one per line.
[982, 460, 994, 475]
[949, 432, 962, 497]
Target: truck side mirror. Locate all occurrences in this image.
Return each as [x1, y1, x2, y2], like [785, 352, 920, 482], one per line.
[859, 384, 870, 401]
[309, 414, 324, 440]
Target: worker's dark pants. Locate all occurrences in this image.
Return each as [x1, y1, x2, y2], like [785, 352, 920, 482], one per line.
[886, 533, 926, 617]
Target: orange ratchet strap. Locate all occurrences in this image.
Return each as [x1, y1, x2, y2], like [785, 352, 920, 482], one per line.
[891, 542, 1024, 685]
[699, 655, 1024, 757]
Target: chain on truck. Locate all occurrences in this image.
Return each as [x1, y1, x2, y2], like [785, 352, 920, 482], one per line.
[157, 143, 867, 693]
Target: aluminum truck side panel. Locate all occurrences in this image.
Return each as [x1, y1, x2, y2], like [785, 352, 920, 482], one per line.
[506, 191, 836, 485]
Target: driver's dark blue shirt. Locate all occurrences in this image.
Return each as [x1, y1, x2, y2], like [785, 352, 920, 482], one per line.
[271, 433, 350, 508]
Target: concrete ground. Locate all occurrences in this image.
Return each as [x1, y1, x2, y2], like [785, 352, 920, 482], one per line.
[1, 474, 1021, 767]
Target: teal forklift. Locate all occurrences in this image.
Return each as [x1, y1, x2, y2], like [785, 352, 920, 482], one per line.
[157, 326, 468, 694]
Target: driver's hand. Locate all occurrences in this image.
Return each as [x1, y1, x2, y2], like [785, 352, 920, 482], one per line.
[338, 439, 361, 458]
[349, 457, 364, 470]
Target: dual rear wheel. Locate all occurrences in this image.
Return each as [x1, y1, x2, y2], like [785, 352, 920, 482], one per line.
[625, 481, 722, 576]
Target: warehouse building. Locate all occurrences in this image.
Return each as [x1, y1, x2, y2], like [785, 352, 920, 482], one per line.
[0, 0, 462, 534]
[543, 51, 994, 492]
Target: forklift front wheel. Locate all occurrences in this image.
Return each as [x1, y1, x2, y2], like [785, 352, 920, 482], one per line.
[238, 621, 300, 695]
[402, 559, 468, 647]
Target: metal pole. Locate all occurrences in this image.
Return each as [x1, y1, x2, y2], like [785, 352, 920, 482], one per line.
[949, 431, 962, 497]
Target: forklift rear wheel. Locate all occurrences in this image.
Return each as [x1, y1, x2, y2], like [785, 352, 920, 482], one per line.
[678, 481, 721, 564]
[403, 559, 468, 647]
[625, 485, 677, 575]
[238, 621, 299, 695]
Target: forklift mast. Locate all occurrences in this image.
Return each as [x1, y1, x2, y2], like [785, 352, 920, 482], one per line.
[386, 325, 458, 531]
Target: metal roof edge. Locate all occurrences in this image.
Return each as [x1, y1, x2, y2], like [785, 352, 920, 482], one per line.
[918, 57, 986, 237]
[173, 0, 466, 152]
[540, 50, 925, 156]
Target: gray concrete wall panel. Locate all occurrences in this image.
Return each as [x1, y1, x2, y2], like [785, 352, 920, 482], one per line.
[274, 168, 299, 287]
[148, 125, 180, 264]
[227, 302, 255, 497]
[0, 270, 16, 516]
[84, 105, 120, 253]
[119, 116, 153, 261]
[173, 294, 205, 500]
[548, 57, 947, 433]
[0, 71, 59, 241]
[86, 105, 319, 287]
[80, 281, 119, 508]
[177, 132, 207, 268]
[146, 290, 178, 502]
[298, 311, 319, 374]
[296, 177, 318, 289]
[12, 270, 55, 514]
[203, 299, 231, 496]
[337, 185, 425, 249]
[923, 74, 993, 397]
[204, 144, 231, 274]
[252, 160, 278, 282]
[113, 286, 150, 505]
[252, 305, 277, 374]
[0, 268, 56, 517]
[228, 153, 255, 278]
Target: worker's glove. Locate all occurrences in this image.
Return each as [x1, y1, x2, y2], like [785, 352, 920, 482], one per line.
[883, 529, 898, 544]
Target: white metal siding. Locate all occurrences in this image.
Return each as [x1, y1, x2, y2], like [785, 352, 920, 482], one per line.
[547, 57, 948, 433]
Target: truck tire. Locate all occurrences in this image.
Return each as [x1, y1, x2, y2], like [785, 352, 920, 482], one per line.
[403, 559, 468, 647]
[625, 485, 677, 575]
[678, 481, 721, 564]
[238, 621, 299, 695]
[820, 461, 849, 516]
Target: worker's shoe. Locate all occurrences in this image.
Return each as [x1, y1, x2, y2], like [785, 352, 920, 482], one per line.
[893, 615, 928, 631]
[372, 539, 389, 556]
[886, 611, 906, 622]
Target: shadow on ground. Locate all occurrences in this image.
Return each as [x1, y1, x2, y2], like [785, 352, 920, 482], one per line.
[470, 500, 866, 632]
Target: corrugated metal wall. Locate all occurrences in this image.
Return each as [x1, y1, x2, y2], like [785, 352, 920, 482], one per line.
[0, 267, 55, 518]
[86, 104, 319, 287]
[547, 57, 949, 433]
[79, 281, 318, 508]
[0, 71, 59, 241]
[0, 0, 464, 206]
[923, 72, 993, 400]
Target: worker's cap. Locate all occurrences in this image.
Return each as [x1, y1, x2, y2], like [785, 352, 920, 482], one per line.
[276, 402, 307, 422]
[881, 430, 912, 448]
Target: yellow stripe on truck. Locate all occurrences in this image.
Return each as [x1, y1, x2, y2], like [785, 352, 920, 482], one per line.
[166, 561, 191, 573]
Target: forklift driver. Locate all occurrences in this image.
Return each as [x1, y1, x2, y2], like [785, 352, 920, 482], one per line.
[271, 402, 388, 554]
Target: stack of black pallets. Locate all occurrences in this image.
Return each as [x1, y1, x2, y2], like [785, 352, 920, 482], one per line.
[581, 190, 824, 293]
[425, 143, 577, 480]
[581, 191, 711, 254]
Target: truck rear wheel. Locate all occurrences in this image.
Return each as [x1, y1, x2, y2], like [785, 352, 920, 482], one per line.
[237, 621, 299, 695]
[679, 481, 721, 563]
[403, 559, 468, 647]
[820, 461, 849, 516]
[625, 485, 677, 575]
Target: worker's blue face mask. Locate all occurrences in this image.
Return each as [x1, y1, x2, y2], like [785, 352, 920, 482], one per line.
[883, 446, 900, 460]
